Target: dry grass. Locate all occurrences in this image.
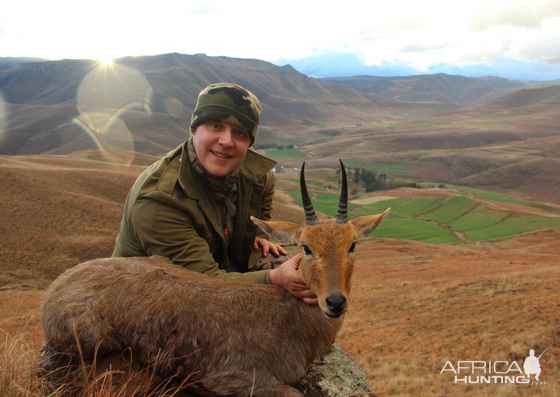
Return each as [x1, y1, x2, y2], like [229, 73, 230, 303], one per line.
[3, 228, 560, 395]
[0, 326, 192, 397]
[337, 231, 560, 396]
[3, 154, 560, 396]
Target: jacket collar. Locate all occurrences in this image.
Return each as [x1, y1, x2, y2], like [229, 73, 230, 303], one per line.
[178, 141, 277, 200]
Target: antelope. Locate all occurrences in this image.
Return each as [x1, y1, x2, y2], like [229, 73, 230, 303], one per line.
[41, 160, 390, 397]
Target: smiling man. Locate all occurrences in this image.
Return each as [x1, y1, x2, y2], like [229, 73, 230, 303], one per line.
[112, 83, 316, 304]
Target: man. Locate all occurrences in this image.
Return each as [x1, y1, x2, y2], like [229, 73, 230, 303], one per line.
[113, 83, 316, 304]
[524, 349, 542, 381]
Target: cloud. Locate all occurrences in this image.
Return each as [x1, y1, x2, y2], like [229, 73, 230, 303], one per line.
[276, 50, 560, 81]
[275, 50, 419, 78]
[516, 30, 560, 63]
[400, 42, 451, 54]
[468, 0, 560, 32]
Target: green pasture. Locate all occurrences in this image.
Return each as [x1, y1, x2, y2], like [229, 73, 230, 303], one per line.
[265, 149, 308, 161]
[287, 190, 354, 218]
[390, 197, 447, 216]
[445, 184, 520, 201]
[445, 185, 560, 214]
[341, 158, 414, 176]
[368, 213, 462, 244]
[447, 205, 509, 231]
[362, 197, 411, 211]
[306, 170, 336, 182]
[462, 215, 560, 241]
[421, 196, 478, 223]
[281, 175, 560, 244]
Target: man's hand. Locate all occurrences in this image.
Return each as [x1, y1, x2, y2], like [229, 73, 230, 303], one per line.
[253, 237, 287, 257]
[269, 253, 318, 306]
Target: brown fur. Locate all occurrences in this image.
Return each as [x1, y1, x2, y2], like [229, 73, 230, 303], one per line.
[42, 209, 390, 397]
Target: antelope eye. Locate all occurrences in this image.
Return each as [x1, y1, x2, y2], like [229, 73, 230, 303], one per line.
[302, 244, 313, 256]
[349, 242, 356, 253]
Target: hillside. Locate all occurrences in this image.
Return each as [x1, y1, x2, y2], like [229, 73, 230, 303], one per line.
[0, 57, 48, 71]
[1, 155, 559, 396]
[0, 53, 448, 157]
[2, 53, 560, 204]
[322, 74, 560, 109]
[268, 82, 560, 204]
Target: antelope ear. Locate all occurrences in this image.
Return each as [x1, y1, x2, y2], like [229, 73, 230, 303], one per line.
[350, 208, 391, 239]
[250, 216, 304, 244]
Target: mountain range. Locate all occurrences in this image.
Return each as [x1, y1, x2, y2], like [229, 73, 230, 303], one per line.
[1, 53, 560, 203]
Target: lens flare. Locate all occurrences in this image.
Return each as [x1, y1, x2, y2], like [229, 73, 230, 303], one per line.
[163, 97, 186, 117]
[73, 113, 134, 164]
[75, 62, 152, 165]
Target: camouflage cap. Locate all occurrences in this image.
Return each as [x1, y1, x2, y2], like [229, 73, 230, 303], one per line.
[190, 83, 262, 146]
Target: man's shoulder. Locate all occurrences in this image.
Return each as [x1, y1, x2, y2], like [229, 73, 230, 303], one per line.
[136, 143, 185, 197]
[241, 149, 277, 182]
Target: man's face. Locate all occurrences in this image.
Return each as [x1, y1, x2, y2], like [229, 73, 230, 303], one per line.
[192, 121, 251, 177]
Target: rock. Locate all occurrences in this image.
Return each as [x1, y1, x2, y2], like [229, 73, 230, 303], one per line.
[296, 343, 377, 397]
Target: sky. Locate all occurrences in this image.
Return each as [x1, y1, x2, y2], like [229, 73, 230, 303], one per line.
[1, 0, 560, 81]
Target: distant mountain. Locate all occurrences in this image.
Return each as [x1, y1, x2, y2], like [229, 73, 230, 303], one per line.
[321, 74, 560, 110]
[0, 53, 448, 156]
[0, 57, 48, 71]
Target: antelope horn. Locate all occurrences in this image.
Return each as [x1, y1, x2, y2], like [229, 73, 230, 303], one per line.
[334, 159, 348, 224]
[300, 162, 320, 226]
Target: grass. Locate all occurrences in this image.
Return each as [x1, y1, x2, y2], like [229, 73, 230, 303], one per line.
[448, 205, 510, 232]
[341, 158, 414, 176]
[421, 196, 478, 223]
[288, 190, 354, 217]
[362, 213, 463, 244]
[363, 197, 411, 211]
[446, 184, 523, 201]
[445, 185, 560, 215]
[390, 197, 448, 217]
[0, 328, 188, 397]
[264, 149, 308, 161]
[463, 215, 560, 241]
[283, 177, 560, 245]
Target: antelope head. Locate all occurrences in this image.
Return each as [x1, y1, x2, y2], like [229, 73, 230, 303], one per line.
[251, 160, 390, 318]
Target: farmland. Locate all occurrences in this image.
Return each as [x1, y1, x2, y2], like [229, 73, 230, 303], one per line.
[281, 173, 560, 244]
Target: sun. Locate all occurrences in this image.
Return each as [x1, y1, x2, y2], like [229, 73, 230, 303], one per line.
[99, 57, 113, 66]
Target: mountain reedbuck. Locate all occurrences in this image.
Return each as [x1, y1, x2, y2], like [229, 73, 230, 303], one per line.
[41, 161, 390, 397]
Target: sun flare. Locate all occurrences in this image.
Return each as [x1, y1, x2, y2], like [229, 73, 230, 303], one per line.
[99, 58, 113, 66]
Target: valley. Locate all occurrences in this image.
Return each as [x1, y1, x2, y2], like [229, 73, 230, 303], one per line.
[1, 53, 560, 396]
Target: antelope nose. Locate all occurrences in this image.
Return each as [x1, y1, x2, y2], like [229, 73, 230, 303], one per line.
[326, 293, 347, 316]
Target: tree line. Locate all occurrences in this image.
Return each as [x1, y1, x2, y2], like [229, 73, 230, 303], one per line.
[338, 166, 421, 192]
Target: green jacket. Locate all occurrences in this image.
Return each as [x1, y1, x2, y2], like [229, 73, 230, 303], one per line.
[112, 141, 277, 284]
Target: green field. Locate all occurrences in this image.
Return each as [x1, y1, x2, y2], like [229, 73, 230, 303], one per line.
[363, 197, 411, 211]
[287, 190, 354, 218]
[281, 177, 560, 244]
[421, 196, 478, 223]
[461, 215, 560, 241]
[447, 205, 508, 231]
[341, 158, 414, 176]
[265, 149, 308, 161]
[390, 197, 447, 216]
[368, 213, 462, 244]
[445, 185, 560, 214]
